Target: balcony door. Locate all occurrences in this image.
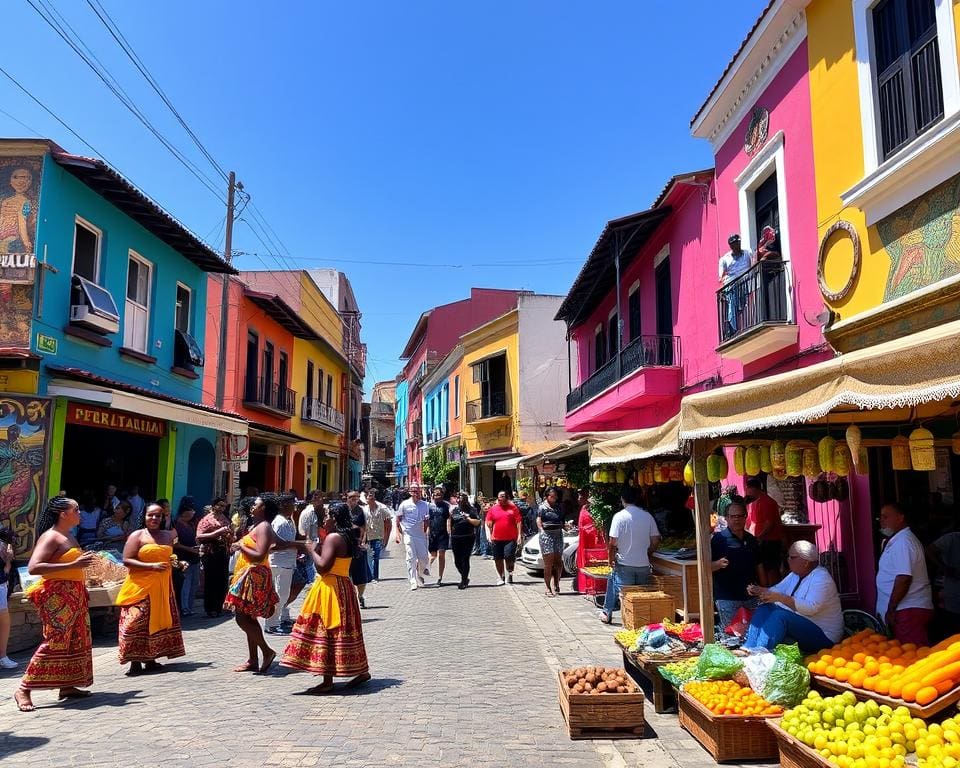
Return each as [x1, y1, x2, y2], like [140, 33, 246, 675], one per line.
[245, 331, 259, 401]
[655, 257, 673, 365]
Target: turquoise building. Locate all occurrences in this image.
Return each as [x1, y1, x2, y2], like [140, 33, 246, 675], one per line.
[394, 378, 408, 485]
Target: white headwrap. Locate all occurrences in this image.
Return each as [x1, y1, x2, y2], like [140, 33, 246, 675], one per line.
[791, 540, 819, 563]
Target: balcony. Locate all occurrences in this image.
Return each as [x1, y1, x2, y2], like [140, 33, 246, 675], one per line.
[300, 397, 345, 432]
[466, 392, 509, 424]
[565, 335, 681, 432]
[369, 460, 394, 474]
[717, 260, 797, 364]
[243, 377, 296, 417]
[408, 352, 439, 395]
[407, 417, 423, 443]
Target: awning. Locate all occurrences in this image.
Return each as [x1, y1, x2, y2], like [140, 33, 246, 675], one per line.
[494, 456, 526, 471]
[679, 319, 960, 440]
[47, 380, 248, 435]
[248, 422, 304, 445]
[590, 414, 682, 465]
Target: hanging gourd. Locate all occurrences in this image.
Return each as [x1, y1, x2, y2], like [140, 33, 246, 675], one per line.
[615, 468, 626, 484]
[846, 424, 862, 461]
[803, 447, 821, 478]
[652, 462, 664, 484]
[771, 439, 786, 472]
[891, 435, 911, 471]
[642, 464, 655, 487]
[683, 460, 695, 486]
[733, 446, 746, 476]
[745, 446, 761, 477]
[855, 445, 869, 475]
[592, 469, 602, 483]
[759, 445, 773, 474]
[909, 427, 936, 471]
[818, 435, 837, 473]
[706, 453, 728, 483]
[833, 441, 852, 477]
[785, 441, 804, 477]
[667, 462, 681, 483]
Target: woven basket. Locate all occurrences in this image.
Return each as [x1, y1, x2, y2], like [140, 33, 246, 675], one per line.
[621, 590, 675, 631]
[677, 691, 779, 763]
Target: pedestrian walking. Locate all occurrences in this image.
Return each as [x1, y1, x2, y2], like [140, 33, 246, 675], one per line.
[363, 488, 392, 581]
[537, 487, 566, 597]
[346, 491, 371, 607]
[224, 495, 303, 674]
[0, 528, 15, 669]
[297, 491, 321, 585]
[265, 494, 298, 635]
[15, 497, 97, 712]
[281, 503, 370, 693]
[473, 491, 490, 557]
[173, 504, 201, 616]
[428, 487, 451, 584]
[196, 498, 232, 618]
[485, 491, 523, 586]
[115, 503, 187, 676]
[396, 484, 430, 590]
[450, 492, 481, 589]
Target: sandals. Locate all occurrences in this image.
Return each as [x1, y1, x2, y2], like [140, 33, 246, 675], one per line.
[14, 689, 34, 712]
[598, 611, 612, 625]
[57, 688, 92, 700]
[544, 589, 555, 597]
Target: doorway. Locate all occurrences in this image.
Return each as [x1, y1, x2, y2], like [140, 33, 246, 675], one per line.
[61, 423, 159, 503]
[186, 438, 215, 507]
[655, 257, 673, 365]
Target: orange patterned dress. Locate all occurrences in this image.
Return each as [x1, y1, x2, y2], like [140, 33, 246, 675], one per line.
[115, 543, 185, 663]
[21, 548, 94, 690]
[223, 534, 278, 618]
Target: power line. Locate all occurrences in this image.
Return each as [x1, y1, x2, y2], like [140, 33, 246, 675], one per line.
[0, 106, 42, 136]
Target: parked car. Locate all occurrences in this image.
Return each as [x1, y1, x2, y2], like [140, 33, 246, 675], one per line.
[519, 528, 579, 576]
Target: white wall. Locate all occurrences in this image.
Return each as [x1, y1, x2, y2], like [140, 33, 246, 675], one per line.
[517, 294, 573, 449]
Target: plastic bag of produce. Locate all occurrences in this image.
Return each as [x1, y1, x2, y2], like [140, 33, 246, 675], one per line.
[723, 606, 753, 638]
[773, 643, 802, 666]
[743, 650, 776, 696]
[762, 658, 810, 707]
[695, 643, 743, 680]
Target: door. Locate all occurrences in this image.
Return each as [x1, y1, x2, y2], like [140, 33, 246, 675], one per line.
[245, 332, 259, 401]
[263, 342, 275, 406]
[655, 257, 673, 365]
[186, 438, 215, 507]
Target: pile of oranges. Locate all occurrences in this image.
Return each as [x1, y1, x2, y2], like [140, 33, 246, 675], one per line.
[683, 679, 782, 716]
[806, 630, 960, 706]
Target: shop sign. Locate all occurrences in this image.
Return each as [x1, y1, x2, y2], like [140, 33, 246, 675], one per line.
[66, 403, 166, 437]
[221, 434, 249, 472]
[36, 333, 57, 355]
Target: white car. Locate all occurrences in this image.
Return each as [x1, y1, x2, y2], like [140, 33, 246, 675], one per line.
[520, 528, 579, 575]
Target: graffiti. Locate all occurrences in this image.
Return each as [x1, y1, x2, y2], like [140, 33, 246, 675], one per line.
[0, 156, 43, 350]
[0, 396, 50, 556]
[878, 172, 960, 302]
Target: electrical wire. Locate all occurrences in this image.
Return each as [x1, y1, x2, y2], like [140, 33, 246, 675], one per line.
[0, 106, 42, 136]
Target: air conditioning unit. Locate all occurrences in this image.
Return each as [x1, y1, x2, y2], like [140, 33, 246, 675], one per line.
[70, 304, 119, 334]
[174, 329, 204, 368]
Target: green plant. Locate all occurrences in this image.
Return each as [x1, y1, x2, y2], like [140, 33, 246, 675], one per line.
[565, 456, 591, 490]
[421, 445, 459, 486]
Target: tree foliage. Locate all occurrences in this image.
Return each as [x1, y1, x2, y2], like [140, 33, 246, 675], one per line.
[421, 445, 459, 486]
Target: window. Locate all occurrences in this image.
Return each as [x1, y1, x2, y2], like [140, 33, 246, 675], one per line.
[175, 283, 191, 333]
[123, 252, 151, 353]
[317, 367, 324, 404]
[594, 324, 606, 371]
[326, 373, 333, 407]
[607, 311, 619, 360]
[753, 172, 780, 236]
[278, 351, 288, 393]
[454, 375, 460, 417]
[245, 331, 258, 401]
[628, 286, 641, 341]
[873, 0, 942, 159]
[73, 218, 101, 282]
[263, 342, 275, 395]
[306, 361, 314, 402]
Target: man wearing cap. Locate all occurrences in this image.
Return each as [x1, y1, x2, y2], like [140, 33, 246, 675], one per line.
[744, 541, 843, 654]
[718, 233, 754, 337]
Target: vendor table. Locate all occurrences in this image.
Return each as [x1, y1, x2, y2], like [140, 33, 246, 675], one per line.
[621, 649, 678, 714]
[650, 552, 699, 622]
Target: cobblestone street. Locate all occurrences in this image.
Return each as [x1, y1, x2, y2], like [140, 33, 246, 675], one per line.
[0, 551, 772, 768]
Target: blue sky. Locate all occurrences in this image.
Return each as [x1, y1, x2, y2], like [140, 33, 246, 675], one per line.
[1, 1, 767, 393]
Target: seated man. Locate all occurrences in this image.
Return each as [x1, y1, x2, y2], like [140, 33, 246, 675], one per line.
[744, 541, 843, 654]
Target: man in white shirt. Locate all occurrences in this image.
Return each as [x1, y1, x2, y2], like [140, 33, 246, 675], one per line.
[395, 484, 430, 590]
[600, 486, 660, 624]
[297, 490, 322, 584]
[127, 485, 145, 524]
[877, 503, 933, 645]
[718, 233, 754, 337]
[745, 541, 843, 653]
[265, 493, 298, 635]
[364, 489, 393, 582]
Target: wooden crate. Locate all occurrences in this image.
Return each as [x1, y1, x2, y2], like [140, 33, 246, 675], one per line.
[621, 590, 675, 631]
[557, 669, 645, 740]
[677, 691, 779, 763]
[767, 720, 831, 768]
[813, 674, 960, 719]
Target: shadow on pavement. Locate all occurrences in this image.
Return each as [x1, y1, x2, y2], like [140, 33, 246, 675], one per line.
[158, 660, 215, 673]
[58, 689, 147, 710]
[0, 732, 50, 757]
[290, 677, 402, 697]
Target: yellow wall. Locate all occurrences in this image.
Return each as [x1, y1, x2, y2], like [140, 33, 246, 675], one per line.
[461, 311, 520, 458]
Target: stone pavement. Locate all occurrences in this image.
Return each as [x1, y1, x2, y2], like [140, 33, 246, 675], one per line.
[0, 549, 775, 767]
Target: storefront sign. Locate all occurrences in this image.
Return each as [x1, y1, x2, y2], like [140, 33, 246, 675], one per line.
[0, 395, 51, 557]
[221, 434, 249, 472]
[0, 156, 43, 351]
[66, 403, 166, 437]
[36, 333, 57, 355]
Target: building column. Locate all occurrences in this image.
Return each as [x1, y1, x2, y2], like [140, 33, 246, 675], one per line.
[156, 423, 177, 502]
[468, 463, 477, 496]
[46, 397, 68, 499]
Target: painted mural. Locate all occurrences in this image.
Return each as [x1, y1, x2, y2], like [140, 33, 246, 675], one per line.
[878, 172, 960, 302]
[0, 156, 42, 350]
[0, 396, 49, 556]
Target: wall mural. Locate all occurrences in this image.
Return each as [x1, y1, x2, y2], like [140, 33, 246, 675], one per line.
[0, 396, 50, 556]
[878, 172, 960, 302]
[0, 156, 43, 350]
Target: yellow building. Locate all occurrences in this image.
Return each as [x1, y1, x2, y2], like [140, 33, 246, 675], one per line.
[807, 0, 960, 352]
[460, 295, 568, 497]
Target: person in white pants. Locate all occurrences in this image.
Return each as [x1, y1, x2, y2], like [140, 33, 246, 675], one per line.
[264, 493, 298, 634]
[396, 485, 430, 590]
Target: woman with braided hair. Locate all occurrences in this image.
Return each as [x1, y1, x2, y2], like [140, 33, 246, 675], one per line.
[281, 502, 370, 694]
[14, 497, 97, 712]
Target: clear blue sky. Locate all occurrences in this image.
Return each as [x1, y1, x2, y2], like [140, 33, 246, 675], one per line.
[1, 1, 767, 394]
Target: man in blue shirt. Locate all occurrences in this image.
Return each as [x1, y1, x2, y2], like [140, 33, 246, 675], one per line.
[711, 496, 762, 631]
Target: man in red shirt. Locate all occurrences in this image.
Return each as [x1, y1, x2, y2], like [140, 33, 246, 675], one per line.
[745, 477, 784, 587]
[485, 491, 523, 586]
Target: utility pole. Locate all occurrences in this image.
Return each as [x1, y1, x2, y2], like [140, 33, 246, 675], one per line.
[215, 172, 237, 498]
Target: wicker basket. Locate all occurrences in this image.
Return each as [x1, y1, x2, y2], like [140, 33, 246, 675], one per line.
[557, 670, 645, 740]
[620, 589, 675, 631]
[768, 720, 831, 768]
[677, 691, 779, 763]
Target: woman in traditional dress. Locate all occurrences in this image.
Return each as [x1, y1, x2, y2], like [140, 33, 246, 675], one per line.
[224, 494, 303, 674]
[196, 497, 232, 618]
[14, 497, 97, 712]
[115, 503, 187, 676]
[575, 488, 604, 594]
[281, 503, 370, 694]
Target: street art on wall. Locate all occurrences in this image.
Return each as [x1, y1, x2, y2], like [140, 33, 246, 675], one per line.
[0, 156, 43, 350]
[0, 396, 50, 556]
[879, 172, 960, 303]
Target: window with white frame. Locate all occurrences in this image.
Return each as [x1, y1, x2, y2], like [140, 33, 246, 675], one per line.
[735, 131, 790, 263]
[175, 283, 191, 333]
[73, 218, 101, 282]
[123, 252, 152, 352]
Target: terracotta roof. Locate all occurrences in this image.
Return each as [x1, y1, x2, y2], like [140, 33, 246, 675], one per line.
[244, 290, 320, 340]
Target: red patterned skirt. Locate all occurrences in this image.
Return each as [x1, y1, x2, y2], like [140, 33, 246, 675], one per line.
[22, 579, 94, 690]
[223, 563, 278, 619]
[280, 574, 368, 677]
[118, 593, 186, 663]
